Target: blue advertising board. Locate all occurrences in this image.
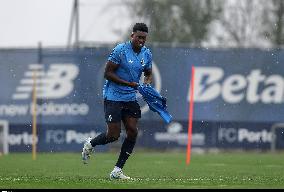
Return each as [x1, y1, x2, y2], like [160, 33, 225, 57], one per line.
[6, 121, 284, 152]
[8, 124, 108, 152]
[1, 47, 284, 124]
[1, 46, 284, 151]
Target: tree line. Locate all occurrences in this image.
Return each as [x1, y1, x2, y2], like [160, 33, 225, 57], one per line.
[123, 0, 283, 48]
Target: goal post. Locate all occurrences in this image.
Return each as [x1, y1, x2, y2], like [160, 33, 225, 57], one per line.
[0, 120, 9, 155]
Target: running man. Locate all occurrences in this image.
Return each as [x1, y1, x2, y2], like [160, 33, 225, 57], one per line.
[82, 23, 152, 180]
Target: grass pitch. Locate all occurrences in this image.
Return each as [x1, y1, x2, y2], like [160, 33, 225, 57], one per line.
[0, 151, 284, 189]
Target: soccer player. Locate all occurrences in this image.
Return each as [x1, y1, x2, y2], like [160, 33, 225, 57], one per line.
[81, 23, 152, 180]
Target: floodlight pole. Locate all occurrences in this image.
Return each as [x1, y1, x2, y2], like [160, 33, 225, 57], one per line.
[75, 0, 79, 48]
[67, 0, 80, 48]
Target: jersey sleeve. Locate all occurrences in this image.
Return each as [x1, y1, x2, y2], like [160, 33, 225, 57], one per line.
[107, 44, 123, 65]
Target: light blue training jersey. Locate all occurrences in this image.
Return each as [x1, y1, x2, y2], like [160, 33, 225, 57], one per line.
[103, 41, 152, 101]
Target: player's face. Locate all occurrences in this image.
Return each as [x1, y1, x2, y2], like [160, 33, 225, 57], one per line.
[131, 31, 148, 50]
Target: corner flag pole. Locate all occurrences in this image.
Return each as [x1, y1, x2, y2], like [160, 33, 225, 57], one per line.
[32, 70, 37, 160]
[186, 66, 195, 165]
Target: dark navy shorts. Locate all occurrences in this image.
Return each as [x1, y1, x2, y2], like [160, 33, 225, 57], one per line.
[104, 100, 141, 123]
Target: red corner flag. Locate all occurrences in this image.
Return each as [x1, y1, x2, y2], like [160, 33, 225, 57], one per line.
[186, 66, 195, 165]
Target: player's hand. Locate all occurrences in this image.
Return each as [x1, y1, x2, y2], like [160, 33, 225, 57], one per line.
[128, 82, 138, 88]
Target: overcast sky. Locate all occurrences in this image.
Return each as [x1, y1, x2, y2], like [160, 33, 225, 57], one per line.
[0, 0, 131, 48]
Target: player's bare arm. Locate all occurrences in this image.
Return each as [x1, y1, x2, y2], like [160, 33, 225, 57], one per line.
[104, 60, 138, 88]
[143, 68, 152, 85]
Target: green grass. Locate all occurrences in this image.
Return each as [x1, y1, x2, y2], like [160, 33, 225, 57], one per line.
[0, 151, 284, 189]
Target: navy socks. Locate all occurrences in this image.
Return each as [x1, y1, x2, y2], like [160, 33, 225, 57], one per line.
[90, 133, 136, 169]
[90, 132, 117, 147]
[115, 138, 136, 169]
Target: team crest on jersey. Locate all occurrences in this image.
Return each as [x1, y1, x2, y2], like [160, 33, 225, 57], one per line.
[141, 59, 145, 66]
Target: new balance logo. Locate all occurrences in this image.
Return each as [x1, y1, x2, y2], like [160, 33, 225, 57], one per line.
[12, 63, 79, 100]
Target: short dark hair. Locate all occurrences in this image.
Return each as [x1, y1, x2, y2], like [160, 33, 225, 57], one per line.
[132, 23, 148, 33]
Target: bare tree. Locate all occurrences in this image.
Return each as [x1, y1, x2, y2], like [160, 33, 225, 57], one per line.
[265, 0, 284, 46]
[204, 0, 272, 48]
[204, 0, 284, 48]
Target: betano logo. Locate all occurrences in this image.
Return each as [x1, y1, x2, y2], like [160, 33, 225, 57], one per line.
[12, 64, 79, 100]
[188, 66, 284, 104]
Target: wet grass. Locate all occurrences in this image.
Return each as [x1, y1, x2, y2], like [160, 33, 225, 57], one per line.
[0, 151, 284, 189]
